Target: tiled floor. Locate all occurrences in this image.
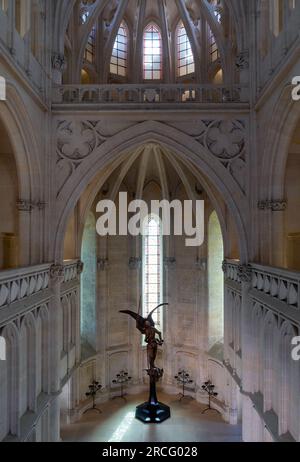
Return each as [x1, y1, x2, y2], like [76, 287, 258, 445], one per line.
[61, 392, 242, 442]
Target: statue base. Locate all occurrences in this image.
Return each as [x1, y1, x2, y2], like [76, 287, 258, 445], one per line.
[135, 401, 171, 423]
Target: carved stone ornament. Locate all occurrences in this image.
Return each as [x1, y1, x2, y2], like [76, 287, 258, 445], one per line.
[164, 257, 176, 269]
[129, 257, 142, 270]
[236, 50, 249, 70]
[51, 53, 66, 71]
[50, 264, 65, 283]
[195, 257, 207, 271]
[258, 200, 287, 212]
[77, 260, 84, 275]
[97, 258, 109, 271]
[16, 200, 33, 212]
[237, 264, 252, 283]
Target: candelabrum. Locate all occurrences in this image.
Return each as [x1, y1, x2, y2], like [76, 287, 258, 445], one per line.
[201, 380, 220, 415]
[84, 380, 102, 414]
[174, 370, 194, 401]
[112, 370, 132, 401]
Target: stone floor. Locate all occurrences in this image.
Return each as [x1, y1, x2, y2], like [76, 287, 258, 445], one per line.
[61, 392, 242, 442]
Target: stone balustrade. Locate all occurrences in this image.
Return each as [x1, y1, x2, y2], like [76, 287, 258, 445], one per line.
[223, 260, 242, 284]
[52, 83, 248, 107]
[0, 264, 50, 309]
[250, 263, 300, 310]
[0, 260, 83, 310]
[63, 260, 83, 284]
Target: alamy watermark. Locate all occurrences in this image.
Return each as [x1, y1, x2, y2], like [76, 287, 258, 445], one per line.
[291, 337, 300, 361]
[0, 336, 6, 361]
[0, 76, 6, 101]
[96, 192, 205, 247]
[292, 76, 300, 101]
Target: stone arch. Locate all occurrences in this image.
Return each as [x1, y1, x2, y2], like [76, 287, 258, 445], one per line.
[260, 86, 300, 266]
[61, 295, 70, 354]
[278, 321, 298, 437]
[0, 82, 42, 266]
[37, 305, 50, 394]
[263, 311, 278, 412]
[251, 303, 264, 394]
[21, 312, 37, 413]
[0, 322, 20, 437]
[53, 121, 249, 264]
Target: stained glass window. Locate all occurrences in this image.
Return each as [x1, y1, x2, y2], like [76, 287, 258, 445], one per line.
[143, 24, 162, 80]
[110, 21, 128, 77]
[143, 215, 163, 328]
[177, 21, 195, 77]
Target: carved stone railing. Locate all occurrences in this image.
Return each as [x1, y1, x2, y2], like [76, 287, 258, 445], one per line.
[0, 264, 51, 309]
[63, 260, 83, 284]
[223, 260, 242, 284]
[251, 264, 300, 310]
[52, 84, 249, 107]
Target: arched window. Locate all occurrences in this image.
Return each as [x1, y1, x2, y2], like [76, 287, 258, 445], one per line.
[208, 211, 224, 346]
[110, 21, 128, 77]
[143, 24, 162, 80]
[81, 212, 97, 350]
[84, 26, 96, 63]
[142, 215, 163, 329]
[177, 21, 195, 77]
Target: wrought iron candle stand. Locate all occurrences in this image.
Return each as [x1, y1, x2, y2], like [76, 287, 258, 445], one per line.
[84, 380, 102, 414]
[174, 370, 194, 401]
[112, 370, 132, 401]
[201, 380, 220, 415]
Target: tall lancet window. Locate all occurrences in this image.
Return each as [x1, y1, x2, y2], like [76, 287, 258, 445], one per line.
[110, 21, 128, 76]
[177, 21, 195, 77]
[143, 24, 162, 80]
[142, 215, 163, 329]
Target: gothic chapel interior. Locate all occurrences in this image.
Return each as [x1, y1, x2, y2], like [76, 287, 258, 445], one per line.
[0, 0, 300, 443]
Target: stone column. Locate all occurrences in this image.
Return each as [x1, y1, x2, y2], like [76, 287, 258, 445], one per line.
[239, 264, 253, 393]
[128, 256, 142, 387]
[163, 257, 176, 385]
[48, 264, 64, 441]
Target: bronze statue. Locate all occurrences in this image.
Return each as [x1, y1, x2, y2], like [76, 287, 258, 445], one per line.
[120, 301, 171, 423]
[120, 303, 167, 370]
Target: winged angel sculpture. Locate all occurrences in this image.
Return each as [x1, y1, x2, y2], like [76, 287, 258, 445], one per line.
[120, 301, 170, 423]
[120, 302, 168, 370]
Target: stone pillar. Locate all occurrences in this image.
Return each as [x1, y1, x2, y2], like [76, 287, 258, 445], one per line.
[163, 257, 176, 385]
[49, 396, 61, 442]
[239, 264, 253, 393]
[48, 264, 64, 441]
[97, 255, 108, 386]
[128, 255, 142, 387]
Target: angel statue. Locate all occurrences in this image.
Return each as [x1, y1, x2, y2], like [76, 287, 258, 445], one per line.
[120, 301, 171, 423]
[120, 302, 168, 371]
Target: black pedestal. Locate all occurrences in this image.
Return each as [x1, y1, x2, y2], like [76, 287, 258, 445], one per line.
[135, 367, 171, 423]
[136, 401, 171, 423]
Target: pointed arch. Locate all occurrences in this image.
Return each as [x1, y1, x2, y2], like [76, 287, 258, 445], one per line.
[176, 20, 195, 77]
[143, 23, 163, 80]
[110, 21, 128, 77]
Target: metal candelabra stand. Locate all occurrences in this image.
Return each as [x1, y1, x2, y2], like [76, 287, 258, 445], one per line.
[84, 380, 102, 414]
[201, 380, 220, 415]
[174, 370, 194, 401]
[112, 370, 132, 401]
